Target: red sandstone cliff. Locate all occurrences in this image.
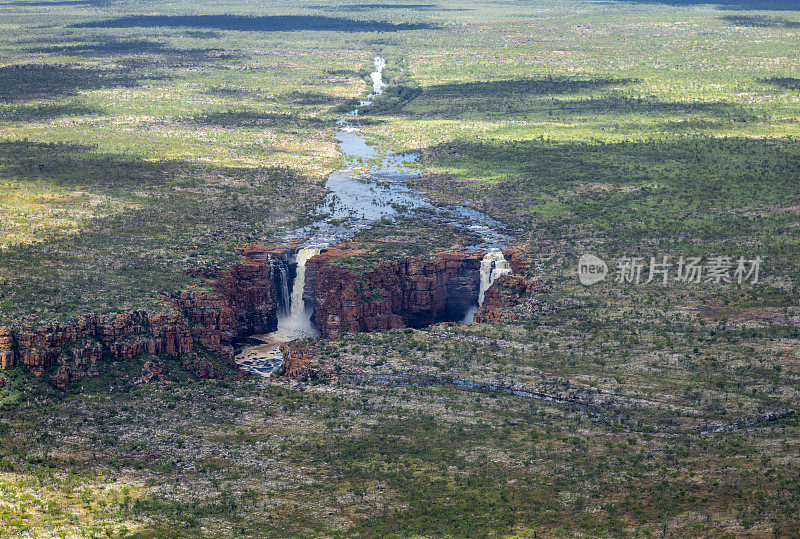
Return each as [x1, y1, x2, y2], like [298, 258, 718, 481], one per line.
[0, 243, 293, 379]
[305, 249, 482, 338]
[474, 249, 544, 323]
[473, 274, 544, 323]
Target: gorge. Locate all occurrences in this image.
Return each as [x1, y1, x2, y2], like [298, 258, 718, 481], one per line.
[0, 56, 520, 382]
[234, 55, 516, 375]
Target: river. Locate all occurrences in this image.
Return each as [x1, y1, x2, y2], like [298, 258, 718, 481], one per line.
[236, 56, 512, 377]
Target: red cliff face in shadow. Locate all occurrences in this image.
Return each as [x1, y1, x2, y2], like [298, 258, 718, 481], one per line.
[304, 248, 482, 338]
[0, 243, 295, 378]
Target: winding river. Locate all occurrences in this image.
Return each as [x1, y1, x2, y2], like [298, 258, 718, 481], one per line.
[236, 56, 512, 377]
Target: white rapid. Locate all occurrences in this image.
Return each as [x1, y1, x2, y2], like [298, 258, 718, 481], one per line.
[370, 56, 387, 94]
[465, 248, 512, 323]
[479, 248, 512, 306]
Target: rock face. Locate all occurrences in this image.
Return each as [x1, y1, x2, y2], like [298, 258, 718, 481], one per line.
[305, 249, 483, 338]
[0, 327, 14, 370]
[473, 275, 544, 323]
[8, 311, 192, 376]
[280, 342, 322, 378]
[474, 249, 544, 323]
[0, 244, 292, 379]
[177, 245, 281, 352]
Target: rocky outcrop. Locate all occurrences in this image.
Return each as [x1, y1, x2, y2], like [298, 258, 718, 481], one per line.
[474, 275, 544, 323]
[8, 311, 192, 376]
[182, 355, 222, 379]
[305, 249, 482, 338]
[1, 243, 295, 381]
[280, 341, 321, 378]
[0, 327, 14, 370]
[136, 359, 170, 385]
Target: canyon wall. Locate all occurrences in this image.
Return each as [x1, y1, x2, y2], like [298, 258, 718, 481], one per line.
[0, 239, 539, 382]
[304, 248, 482, 338]
[0, 244, 292, 377]
[474, 248, 544, 323]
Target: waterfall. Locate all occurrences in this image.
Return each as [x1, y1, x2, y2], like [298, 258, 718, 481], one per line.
[274, 246, 322, 338]
[479, 248, 512, 306]
[466, 248, 512, 323]
[290, 247, 320, 318]
[277, 265, 290, 317]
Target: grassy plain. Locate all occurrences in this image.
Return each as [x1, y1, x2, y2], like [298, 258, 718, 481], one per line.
[1, 0, 800, 537]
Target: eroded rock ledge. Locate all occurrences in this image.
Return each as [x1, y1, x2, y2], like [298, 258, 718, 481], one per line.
[0, 243, 294, 378]
[304, 248, 483, 338]
[1, 241, 540, 386]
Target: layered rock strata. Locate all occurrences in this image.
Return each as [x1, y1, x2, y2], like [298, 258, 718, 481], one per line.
[0, 243, 294, 377]
[474, 249, 544, 323]
[304, 249, 483, 338]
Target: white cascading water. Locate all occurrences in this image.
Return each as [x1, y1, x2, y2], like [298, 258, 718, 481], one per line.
[465, 248, 512, 323]
[279, 246, 322, 338]
[277, 265, 290, 317]
[371, 56, 387, 94]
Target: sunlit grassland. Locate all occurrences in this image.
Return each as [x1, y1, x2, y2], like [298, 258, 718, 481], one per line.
[0, 469, 142, 538]
[1, 2, 800, 535]
[2, 0, 799, 322]
[0, 0, 411, 321]
[366, 11, 800, 151]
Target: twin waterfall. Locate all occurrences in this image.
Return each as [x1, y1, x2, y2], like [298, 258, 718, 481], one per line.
[236, 55, 513, 376]
[478, 249, 512, 306]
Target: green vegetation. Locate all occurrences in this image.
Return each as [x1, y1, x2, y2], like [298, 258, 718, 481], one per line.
[2, 0, 800, 536]
[331, 214, 482, 272]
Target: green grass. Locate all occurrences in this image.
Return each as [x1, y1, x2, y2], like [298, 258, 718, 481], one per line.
[2, 0, 800, 536]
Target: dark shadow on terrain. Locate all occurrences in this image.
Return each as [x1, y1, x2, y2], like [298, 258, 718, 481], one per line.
[27, 38, 244, 68]
[365, 76, 633, 117]
[0, 103, 103, 121]
[75, 14, 438, 32]
[0, 140, 175, 189]
[417, 137, 800, 248]
[186, 110, 325, 128]
[307, 3, 470, 11]
[608, 0, 799, 10]
[721, 15, 800, 27]
[527, 96, 757, 122]
[761, 77, 800, 90]
[421, 77, 636, 98]
[365, 76, 761, 124]
[0, 64, 148, 103]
